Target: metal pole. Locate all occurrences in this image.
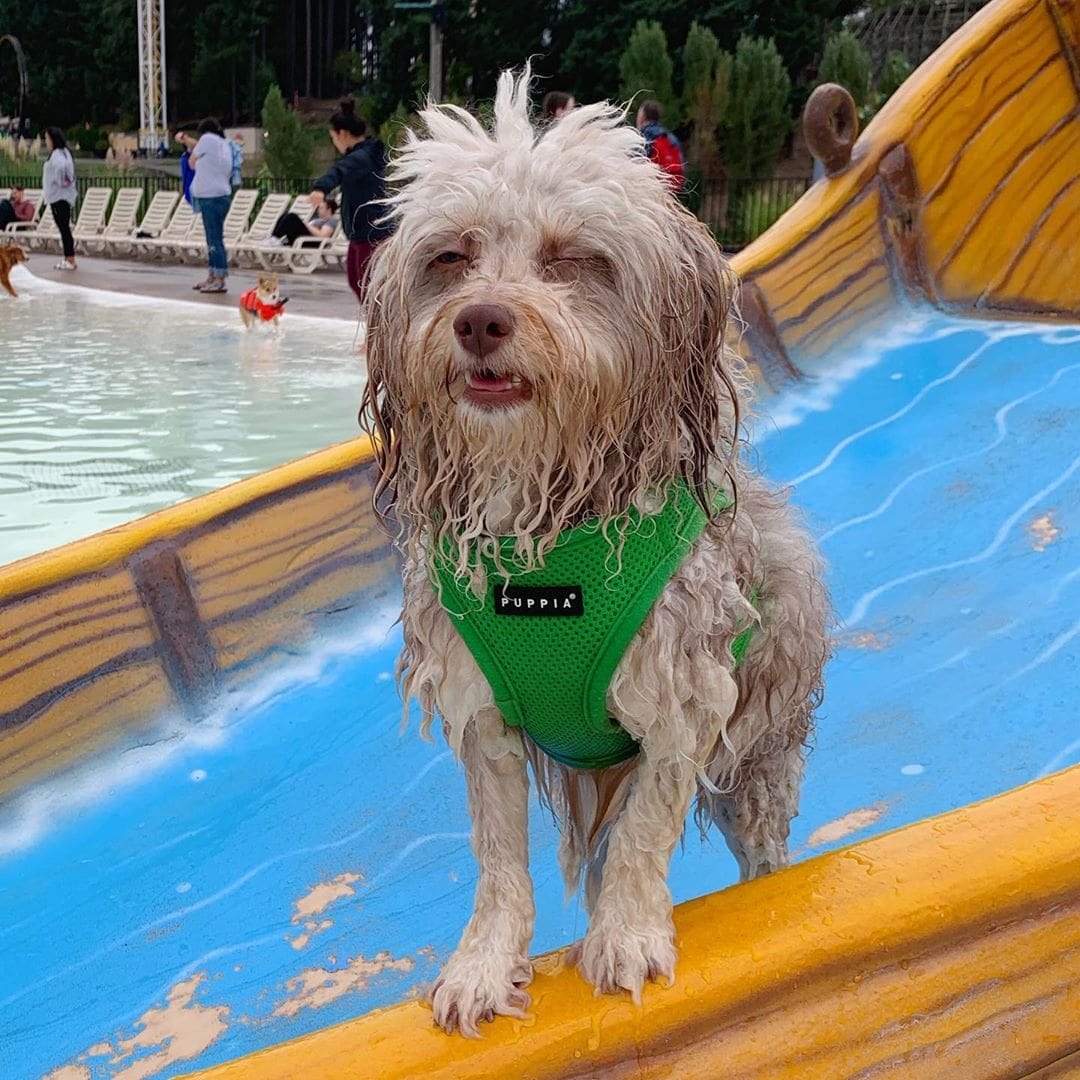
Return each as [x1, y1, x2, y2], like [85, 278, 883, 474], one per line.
[429, 11, 443, 102]
[394, 2, 443, 102]
[158, 0, 168, 141]
[137, 0, 148, 149]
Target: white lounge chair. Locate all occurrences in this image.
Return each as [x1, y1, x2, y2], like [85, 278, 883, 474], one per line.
[177, 188, 258, 264]
[133, 200, 197, 259]
[84, 187, 145, 255]
[232, 193, 293, 267]
[286, 221, 346, 275]
[70, 187, 114, 245]
[2, 189, 45, 245]
[107, 190, 180, 256]
[21, 204, 61, 252]
[258, 195, 318, 270]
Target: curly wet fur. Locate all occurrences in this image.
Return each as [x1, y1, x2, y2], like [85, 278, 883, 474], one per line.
[361, 69, 829, 1035]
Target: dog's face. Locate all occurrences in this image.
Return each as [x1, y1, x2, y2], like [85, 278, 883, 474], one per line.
[4, 247, 27, 269]
[364, 73, 740, 549]
[255, 273, 279, 302]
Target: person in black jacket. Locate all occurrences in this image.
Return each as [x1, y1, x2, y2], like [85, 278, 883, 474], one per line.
[309, 100, 390, 307]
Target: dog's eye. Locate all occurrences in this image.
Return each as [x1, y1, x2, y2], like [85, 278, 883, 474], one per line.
[541, 255, 615, 286]
[434, 251, 468, 266]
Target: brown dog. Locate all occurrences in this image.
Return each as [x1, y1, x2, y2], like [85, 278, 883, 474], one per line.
[239, 273, 287, 330]
[0, 246, 28, 298]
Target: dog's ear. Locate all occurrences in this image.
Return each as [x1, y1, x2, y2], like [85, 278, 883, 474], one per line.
[665, 208, 741, 512]
[358, 242, 402, 521]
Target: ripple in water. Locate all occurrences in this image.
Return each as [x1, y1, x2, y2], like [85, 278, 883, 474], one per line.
[0, 290, 363, 564]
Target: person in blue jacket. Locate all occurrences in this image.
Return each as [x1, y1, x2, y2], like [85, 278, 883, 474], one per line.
[175, 131, 196, 204]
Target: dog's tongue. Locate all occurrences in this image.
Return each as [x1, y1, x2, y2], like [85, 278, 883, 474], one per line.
[470, 372, 514, 392]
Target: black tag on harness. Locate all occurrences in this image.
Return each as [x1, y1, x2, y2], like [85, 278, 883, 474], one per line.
[494, 585, 584, 616]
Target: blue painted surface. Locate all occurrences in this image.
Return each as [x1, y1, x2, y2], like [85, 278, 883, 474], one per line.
[2, 315, 1079, 1079]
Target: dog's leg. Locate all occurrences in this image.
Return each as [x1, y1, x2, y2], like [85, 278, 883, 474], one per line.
[577, 754, 695, 1000]
[430, 714, 534, 1037]
[0, 270, 14, 299]
[710, 721, 809, 881]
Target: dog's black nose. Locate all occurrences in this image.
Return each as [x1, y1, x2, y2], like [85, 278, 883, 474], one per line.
[453, 304, 515, 357]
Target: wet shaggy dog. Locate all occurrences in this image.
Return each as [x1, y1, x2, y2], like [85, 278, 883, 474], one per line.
[361, 72, 829, 1036]
[0, 245, 28, 298]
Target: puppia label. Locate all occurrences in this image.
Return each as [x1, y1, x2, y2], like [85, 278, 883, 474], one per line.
[494, 585, 584, 616]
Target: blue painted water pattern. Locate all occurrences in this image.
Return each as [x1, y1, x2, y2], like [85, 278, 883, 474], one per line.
[2, 314, 1078, 1078]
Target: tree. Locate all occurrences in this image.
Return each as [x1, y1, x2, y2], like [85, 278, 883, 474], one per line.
[261, 84, 314, 178]
[818, 29, 871, 107]
[877, 50, 913, 103]
[682, 22, 731, 180]
[619, 20, 677, 124]
[722, 36, 791, 177]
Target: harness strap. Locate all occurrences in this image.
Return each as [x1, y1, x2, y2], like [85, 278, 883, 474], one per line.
[433, 483, 755, 770]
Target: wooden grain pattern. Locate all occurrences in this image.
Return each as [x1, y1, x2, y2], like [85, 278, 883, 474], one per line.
[752, 189, 889, 335]
[0, 668, 176, 801]
[181, 766, 1080, 1080]
[0, 568, 160, 730]
[0, 440, 391, 799]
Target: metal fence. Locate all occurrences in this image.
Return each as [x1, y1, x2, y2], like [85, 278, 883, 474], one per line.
[692, 175, 814, 251]
[0, 173, 319, 213]
[2, 172, 814, 252]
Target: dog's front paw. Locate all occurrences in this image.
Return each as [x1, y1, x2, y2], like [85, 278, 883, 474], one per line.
[429, 948, 533, 1037]
[577, 912, 676, 1003]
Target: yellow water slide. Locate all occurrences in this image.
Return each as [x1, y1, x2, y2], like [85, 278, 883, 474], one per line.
[2, 0, 1078, 1076]
[181, 0, 1080, 1073]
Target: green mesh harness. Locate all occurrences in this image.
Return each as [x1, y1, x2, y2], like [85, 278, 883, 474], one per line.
[431, 482, 753, 771]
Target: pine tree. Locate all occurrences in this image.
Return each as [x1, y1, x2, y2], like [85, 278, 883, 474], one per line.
[261, 84, 314, 178]
[877, 50, 913, 103]
[818, 30, 872, 108]
[682, 23, 731, 181]
[722, 36, 792, 178]
[619, 20, 677, 126]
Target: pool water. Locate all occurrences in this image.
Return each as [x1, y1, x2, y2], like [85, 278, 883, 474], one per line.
[0, 279, 363, 565]
[2, 314, 1079, 1079]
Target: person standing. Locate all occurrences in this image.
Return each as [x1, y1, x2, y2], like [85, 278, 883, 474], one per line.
[309, 100, 389, 308]
[189, 117, 233, 293]
[43, 127, 78, 271]
[635, 101, 686, 192]
[175, 131, 196, 204]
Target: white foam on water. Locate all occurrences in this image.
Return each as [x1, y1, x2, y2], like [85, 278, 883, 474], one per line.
[14, 265, 358, 330]
[752, 311, 952, 441]
[0, 604, 400, 859]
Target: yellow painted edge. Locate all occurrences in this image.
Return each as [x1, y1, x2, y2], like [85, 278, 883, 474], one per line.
[0, 436, 377, 602]
[182, 764, 1080, 1080]
[729, 0, 1046, 284]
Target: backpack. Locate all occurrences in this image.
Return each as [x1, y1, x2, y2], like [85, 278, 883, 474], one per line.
[229, 140, 244, 188]
[647, 131, 686, 192]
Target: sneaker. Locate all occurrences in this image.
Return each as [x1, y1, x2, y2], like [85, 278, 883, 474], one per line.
[200, 278, 227, 294]
[259, 237, 287, 249]
[192, 278, 214, 291]
[54, 260, 76, 271]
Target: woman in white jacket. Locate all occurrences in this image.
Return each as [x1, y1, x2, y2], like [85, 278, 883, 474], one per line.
[43, 127, 78, 271]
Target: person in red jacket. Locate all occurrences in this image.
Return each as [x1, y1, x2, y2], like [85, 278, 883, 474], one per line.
[635, 100, 686, 192]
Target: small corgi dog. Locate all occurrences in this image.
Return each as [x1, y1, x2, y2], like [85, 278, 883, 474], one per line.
[0, 246, 28, 298]
[239, 273, 288, 329]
